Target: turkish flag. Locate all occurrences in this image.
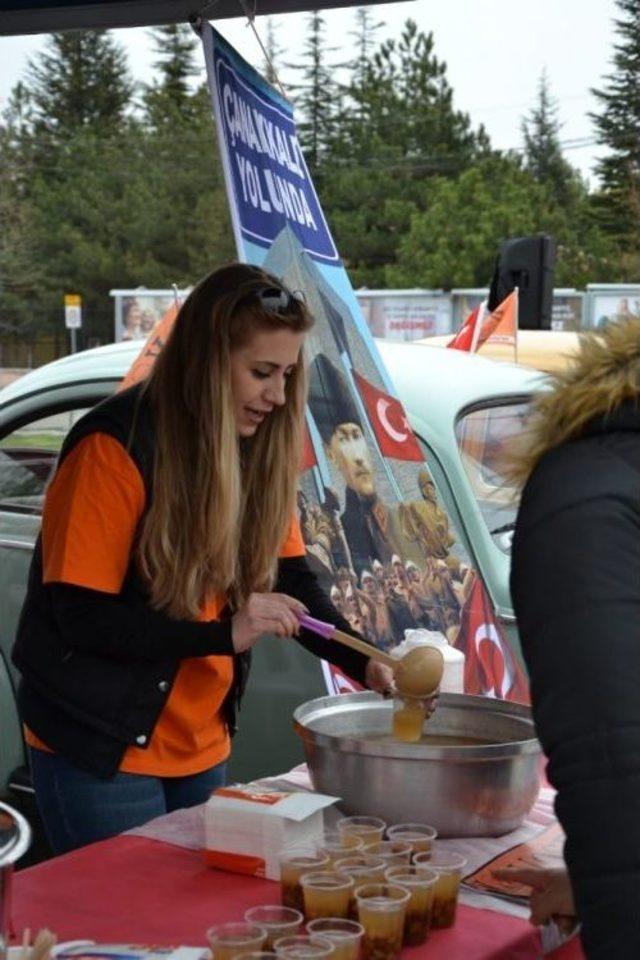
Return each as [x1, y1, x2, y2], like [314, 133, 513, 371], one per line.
[353, 371, 424, 462]
[447, 305, 481, 351]
[300, 421, 317, 472]
[119, 302, 179, 391]
[322, 661, 363, 695]
[454, 574, 529, 704]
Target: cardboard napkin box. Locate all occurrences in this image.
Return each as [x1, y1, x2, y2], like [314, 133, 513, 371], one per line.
[204, 784, 339, 879]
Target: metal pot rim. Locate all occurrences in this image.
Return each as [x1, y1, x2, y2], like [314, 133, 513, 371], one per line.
[0, 801, 31, 867]
[294, 691, 541, 762]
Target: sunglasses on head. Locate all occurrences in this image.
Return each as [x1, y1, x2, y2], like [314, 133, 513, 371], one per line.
[255, 285, 306, 313]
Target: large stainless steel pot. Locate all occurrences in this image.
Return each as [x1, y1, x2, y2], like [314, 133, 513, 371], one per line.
[294, 692, 542, 838]
[0, 802, 31, 960]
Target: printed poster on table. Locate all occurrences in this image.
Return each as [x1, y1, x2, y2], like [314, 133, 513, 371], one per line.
[200, 24, 528, 702]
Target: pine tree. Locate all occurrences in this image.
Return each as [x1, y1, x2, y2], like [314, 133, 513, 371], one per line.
[288, 11, 339, 171]
[322, 19, 488, 285]
[262, 18, 283, 88]
[350, 6, 384, 89]
[25, 30, 132, 149]
[591, 0, 640, 245]
[144, 23, 200, 127]
[522, 70, 579, 208]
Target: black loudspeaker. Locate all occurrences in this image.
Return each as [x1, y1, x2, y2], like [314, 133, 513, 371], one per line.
[488, 234, 557, 329]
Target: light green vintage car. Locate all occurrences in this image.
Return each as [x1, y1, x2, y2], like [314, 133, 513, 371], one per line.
[0, 339, 543, 799]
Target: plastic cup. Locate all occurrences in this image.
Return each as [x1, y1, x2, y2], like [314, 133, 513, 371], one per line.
[334, 855, 388, 918]
[273, 935, 336, 960]
[386, 823, 437, 857]
[337, 817, 386, 849]
[306, 919, 364, 960]
[300, 872, 355, 921]
[360, 841, 412, 869]
[414, 850, 467, 928]
[354, 883, 410, 960]
[245, 906, 304, 948]
[238, 954, 278, 960]
[392, 695, 426, 743]
[279, 848, 331, 912]
[207, 923, 267, 960]
[385, 866, 438, 945]
[319, 831, 364, 866]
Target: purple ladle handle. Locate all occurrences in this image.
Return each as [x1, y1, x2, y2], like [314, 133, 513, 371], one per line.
[299, 613, 336, 640]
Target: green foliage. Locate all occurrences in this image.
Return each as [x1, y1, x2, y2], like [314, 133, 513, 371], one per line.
[287, 12, 341, 171]
[591, 0, 640, 251]
[0, 10, 624, 348]
[143, 24, 200, 127]
[321, 18, 489, 285]
[388, 154, 612, 290]
[522, 70, 582, 210]
[26, 30, 132, 151]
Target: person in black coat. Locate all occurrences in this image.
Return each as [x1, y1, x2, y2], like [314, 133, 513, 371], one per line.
[510, 318, 640, 959]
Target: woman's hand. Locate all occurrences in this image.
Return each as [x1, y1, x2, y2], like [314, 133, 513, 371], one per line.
[232, 592, 307, 653]
[492, 865, 576, 931]
[364, 660, 439, 716]
[365, 659, 395, 695]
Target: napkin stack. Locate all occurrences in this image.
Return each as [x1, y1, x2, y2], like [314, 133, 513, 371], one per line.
[204, 785, 339, 879]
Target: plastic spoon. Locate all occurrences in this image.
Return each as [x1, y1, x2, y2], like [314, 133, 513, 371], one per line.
[299, 614, 444, 698]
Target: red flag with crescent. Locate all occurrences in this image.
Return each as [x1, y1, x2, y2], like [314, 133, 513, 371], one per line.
[454, 575, 529, 703]
[447, 305, 481, 352]
[353, 371, 423, 462]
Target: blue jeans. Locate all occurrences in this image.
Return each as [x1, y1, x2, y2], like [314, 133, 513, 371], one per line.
[30, 747, 227, 856]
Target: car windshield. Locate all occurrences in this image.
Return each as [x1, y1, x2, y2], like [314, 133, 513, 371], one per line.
[455, 400, 530, 553]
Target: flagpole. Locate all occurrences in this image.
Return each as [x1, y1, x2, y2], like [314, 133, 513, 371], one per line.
[514, 286, 519, 365]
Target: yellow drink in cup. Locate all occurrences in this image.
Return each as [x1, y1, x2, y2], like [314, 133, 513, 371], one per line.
[279, 849, 331, 912]
[386, 823, 437, 858]
[273, 935, 335, 960]
[354, 884, 410, 960]
[244, 906, 304, 948]
[207, 923, 267, 960]
[334, 855, 387, 919]
[414, 850, 467, 929]
[319, 832, 364, 866]
[306, 919, 364, 960]
[362, 841, 412, 870]
[385, 866, 438, 946]
[337, 817, 386, 849]
[300, 872, 355, 921]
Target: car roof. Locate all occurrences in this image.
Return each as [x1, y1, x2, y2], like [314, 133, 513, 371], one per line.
[376, 339, 544, 421]
[0, 341, 140, 407]
[0, 337, 544, 413]
[418, 329, 581, 374]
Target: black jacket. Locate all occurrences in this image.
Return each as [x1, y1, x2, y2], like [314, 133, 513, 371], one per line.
[13, 385, 371, 779]
[511, 403, 640, 959]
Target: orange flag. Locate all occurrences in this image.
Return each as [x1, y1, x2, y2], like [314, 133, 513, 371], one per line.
[118, 303, 179, 391]
[477, 289, 518, 354]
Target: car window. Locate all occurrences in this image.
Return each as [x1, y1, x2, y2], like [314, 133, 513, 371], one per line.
[0, 409, 89, 514]
[455, 401, 530, 553]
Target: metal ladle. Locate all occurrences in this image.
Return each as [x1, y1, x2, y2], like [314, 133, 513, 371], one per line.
[299, 614, 444, 698]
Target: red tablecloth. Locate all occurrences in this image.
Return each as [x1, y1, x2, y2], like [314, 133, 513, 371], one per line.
[12, 835, 581, 960]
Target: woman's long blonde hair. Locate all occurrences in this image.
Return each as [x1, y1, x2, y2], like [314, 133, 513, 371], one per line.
[137, 263, 313, 619]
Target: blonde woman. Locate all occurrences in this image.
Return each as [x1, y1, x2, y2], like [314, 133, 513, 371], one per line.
[510, 319, 640, 958]
[13, 263, 392, 855]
